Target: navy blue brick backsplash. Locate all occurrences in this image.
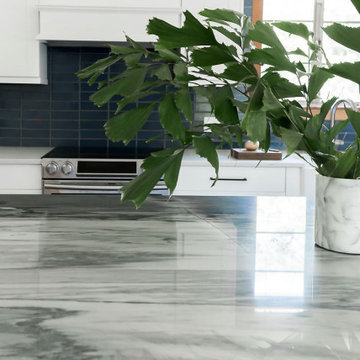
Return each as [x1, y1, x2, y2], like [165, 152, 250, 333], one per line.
[0, 46, 173, 150]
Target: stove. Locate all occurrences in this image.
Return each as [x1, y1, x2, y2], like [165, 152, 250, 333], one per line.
[41, 147, 168, 195]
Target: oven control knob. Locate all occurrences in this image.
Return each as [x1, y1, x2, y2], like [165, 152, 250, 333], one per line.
[61, 162, 74, 175]
[46, 162, 58, 175]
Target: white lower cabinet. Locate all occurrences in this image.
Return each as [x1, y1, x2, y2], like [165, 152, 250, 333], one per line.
[174, 165, 303, 197]
[0, 165, 42, 194]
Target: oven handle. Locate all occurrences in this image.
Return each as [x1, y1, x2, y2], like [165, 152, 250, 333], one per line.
[43, 184, 168, 191]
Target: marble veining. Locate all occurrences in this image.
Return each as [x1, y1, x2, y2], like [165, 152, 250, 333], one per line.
[315, 174, 360, 254]
[0, 195, 359, 359]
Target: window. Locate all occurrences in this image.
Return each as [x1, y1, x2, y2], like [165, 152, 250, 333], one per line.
[258, 0, 360, 104]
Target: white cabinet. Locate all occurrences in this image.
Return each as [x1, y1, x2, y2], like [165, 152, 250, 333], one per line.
[0, 165, 42, 194]
[0, 0, 47, 84]
[174, 166, 287, 196]
[37, 0, 182, 42]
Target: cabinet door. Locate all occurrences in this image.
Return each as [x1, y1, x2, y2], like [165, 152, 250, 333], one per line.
[0, 0, 47, 84]
[182, 0, 244, 16]
[38, 0, 182, 42]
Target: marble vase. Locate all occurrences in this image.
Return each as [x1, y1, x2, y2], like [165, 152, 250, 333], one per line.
[315, 174, 360, 254]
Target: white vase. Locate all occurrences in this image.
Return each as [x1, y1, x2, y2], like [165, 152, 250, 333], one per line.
[315, 174, 360, 254]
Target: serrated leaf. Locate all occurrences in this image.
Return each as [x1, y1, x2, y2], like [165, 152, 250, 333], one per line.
[273, 22, 310, 40]
[346, 109, 360, 138]
[150, 64, 173, 81]
[77, 55, 119, 79]
[329, 148, 357, 178]
[279, 127, 303, 156]
[289, 48, 308, 57]
[220, 62, 258, 84]
[125, 36, 148, 55]
[264, 73, 303, 98]
[191, 46, 236, 66]
[164, 150, 184, 195]
[123, 52, 143, 68]
[105, 103, 155, 144]
[319, 97, 337, 121]
[212, 85, 239, 125]
[327, 118, 350, 141]
[328, 62, 360, 86]
[262, 87, 283, 111]
[212, 26, 241, 46]
[199, 8, 243, 26]
[193, 136, 219, 180]
[109, 44, 139, 55]
[304, 114, 323, 141]
[154, 44, 183, 62]
[248, 21, 286, 53]
[242, 110, 267, 142]
[351, 0, 360, 13]
[121, 154, 175, 208]
[147, 11, 218, 48]
[323, 23, 360, 53]
[175, 88, 193, 122]
[159, 94, 186, 141]
[90, 67, 147, 107]
[308, 66, 334, 103]
[247, 48, 297, 73]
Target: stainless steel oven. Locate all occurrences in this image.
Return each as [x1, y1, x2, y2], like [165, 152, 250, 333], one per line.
[41, 148, 168, 195]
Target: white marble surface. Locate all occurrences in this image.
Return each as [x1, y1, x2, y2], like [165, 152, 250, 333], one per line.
[315, 174, 360, 254]
[0, 147, 52, 164]
[0, 195, 359, 359]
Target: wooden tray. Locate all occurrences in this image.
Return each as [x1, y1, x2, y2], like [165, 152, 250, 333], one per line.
[231, 148, 283, 160]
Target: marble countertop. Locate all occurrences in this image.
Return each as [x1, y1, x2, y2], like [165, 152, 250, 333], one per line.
[0, 147, 52, 164]
[0, 195, 358, 359]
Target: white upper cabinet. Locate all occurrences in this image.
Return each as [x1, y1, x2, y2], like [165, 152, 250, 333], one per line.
[0, 0, 47, 84]
[37, 0, 182, 42]
[181, 0, 244, 17]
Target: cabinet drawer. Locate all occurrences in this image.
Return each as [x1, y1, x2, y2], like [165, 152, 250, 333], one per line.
[175, 166, 286, 196]
[0, 165, 41, 190]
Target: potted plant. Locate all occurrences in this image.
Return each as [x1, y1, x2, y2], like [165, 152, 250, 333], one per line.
[77, 1, 360, 253]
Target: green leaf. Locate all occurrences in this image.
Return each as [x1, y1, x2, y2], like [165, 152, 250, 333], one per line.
[199, 8, 243, 26]
[273, 22, 310, 40]
[159, 94, 186, 141]
[212, 26, 241, 46]
[279, 127, 304, 156]
[304, 114, 323, 140]
[109, 44, 139, 55]
[121, 154, 176, 208]
[319, 97, 337, 121]
[193, 136, 219, 180]
[351, 0, 360, 13]
[154, 44, 183, 62]
[289, 48, 308, 57]
[175, 88, 193, 122]
[150, 64, 173, 81]
[173, 62, 197, 83]
[329, 148, 357, 178]
[212, 85, 239, 125]
[164, 150, 184, 195]
[220, 62, 258, 84]
[328, 62, 360, 86]
[247, 48, 297, 73]
[191, 46, 236, 66]
[264, 73, 303, 98]
[147, 11, 218, 48]
[346, 109, 360, 138]
[209, 125, 233, 147]
[90, 67, 147, 107]
[243, 110, 267, 142]
[123, 53, 143, 68]
[323, 23, 360, 53]
[327, 118, 350, 141]
[248, 21, 286, 53]
[262, 87, 283, 111]
[105, 103, 155, 144]
[125, 36, 149, 55]
[308, 66, 334, 103]
[77, 55, 119, 79]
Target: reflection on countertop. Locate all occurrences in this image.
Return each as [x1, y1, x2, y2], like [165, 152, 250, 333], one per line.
[0, 195, 359, 359]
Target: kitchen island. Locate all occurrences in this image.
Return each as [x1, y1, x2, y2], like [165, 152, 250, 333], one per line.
[0, 195, 358, 359]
